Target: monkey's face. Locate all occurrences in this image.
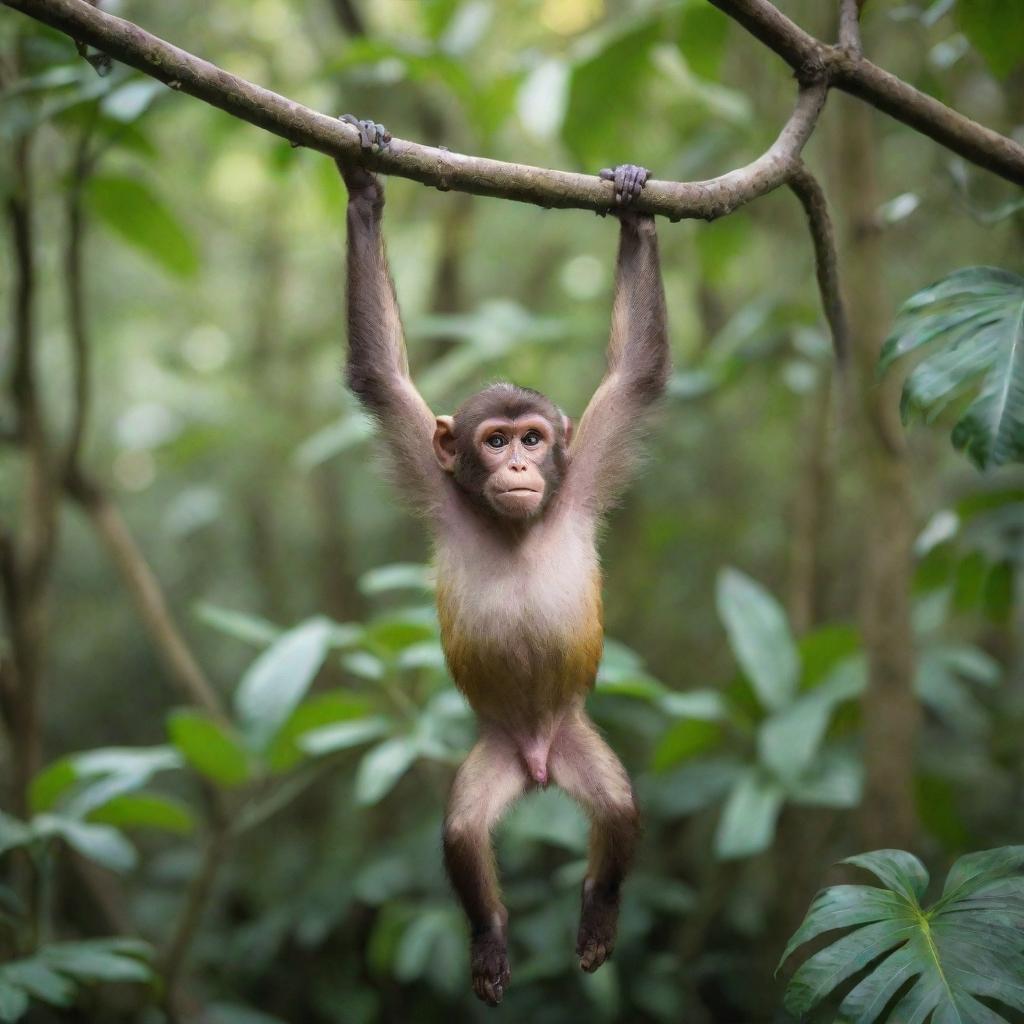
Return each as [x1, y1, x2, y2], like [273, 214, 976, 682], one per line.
[433, 390, 571, 521]
[469, 416, 558, 518]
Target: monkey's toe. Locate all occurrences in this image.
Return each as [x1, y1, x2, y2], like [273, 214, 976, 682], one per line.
[339, 114, 391, 153]
[600, 163, 649, 206]
[470, 930, 510, 1007]
[578, 938, 610, 973]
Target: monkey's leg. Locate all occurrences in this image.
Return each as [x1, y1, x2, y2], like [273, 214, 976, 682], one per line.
[443, 726, 527, 1006]
[549, 710, 639, 973]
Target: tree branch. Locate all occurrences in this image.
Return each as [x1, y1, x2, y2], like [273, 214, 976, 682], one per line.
[708, 0, 1024, 186]
[838, 0, 863, 56]
[5, 0, 1020, 226]
[788, 163, 850, 367]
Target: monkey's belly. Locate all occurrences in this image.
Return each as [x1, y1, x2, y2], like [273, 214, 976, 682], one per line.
[437, 587, 604, 724]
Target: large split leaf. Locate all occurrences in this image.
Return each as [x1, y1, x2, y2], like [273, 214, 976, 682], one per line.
[781, 846, 1024, 1023]
[879, 267, 1024, 469]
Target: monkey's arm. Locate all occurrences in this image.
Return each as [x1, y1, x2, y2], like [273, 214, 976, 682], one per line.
[569, 182, 670, 513]
[341, 159, 444, 512]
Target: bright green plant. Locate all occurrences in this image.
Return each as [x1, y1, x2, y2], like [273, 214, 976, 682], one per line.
[781, 847, 1024, 1023]
[879, 267, 1024, 470]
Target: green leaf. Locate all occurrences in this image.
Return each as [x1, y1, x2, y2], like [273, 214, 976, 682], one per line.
[758, 660, 865, 783]
[86, 175, 199, 278]
[2, 960, 74, 1007]
[843, 849, 930, 903]
[0, 812, 33, 857]
[266, 690, 373, 773]
[234, 618, 333, 751]
[782, 846, 1024, 1022]
[956, 0, 1024, 77]
[299, 717, 393, 758]
[652, 719, 722, 772]
[193, 602, 281, 646]
[786, 748, 863, 808]
[715, 568, 799, 712]
[354, 737, 418, 806]
[33, 815, 137, 873]
[658, 689, 729, 720]
[363, 615, 437, 655]
[0, 979, 28, 1022]
[99, 78, 163, 122]
[39, 938, 153, 983]
[30, 746, 181, 813]
[87, 794, 195, 834]
[167, 709, 251, 787]
[359, 563, 435, 596]
[713, 769, 784, 860]
[879, 267, 1024, 469]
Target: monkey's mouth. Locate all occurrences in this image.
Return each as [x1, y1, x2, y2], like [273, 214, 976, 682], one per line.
[501, 487, 538, 495]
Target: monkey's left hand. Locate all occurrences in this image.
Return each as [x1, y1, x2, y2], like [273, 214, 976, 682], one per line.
[336, 115, 391, 197]
[599, 164, 651, 226]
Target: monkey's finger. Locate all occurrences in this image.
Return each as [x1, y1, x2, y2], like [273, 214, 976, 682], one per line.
[599, 167, 615, 181]
[614, 165, 627, 202]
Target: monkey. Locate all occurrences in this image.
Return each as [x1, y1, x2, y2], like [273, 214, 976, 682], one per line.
[336, 116, 669, 1007]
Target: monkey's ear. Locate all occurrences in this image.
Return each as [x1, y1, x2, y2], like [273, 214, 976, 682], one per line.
[433, 416, 458, 472]
[562, 414, 574, 446]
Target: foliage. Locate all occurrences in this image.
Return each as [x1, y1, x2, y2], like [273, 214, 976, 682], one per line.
[0, 939, 154, 1023]
[781, 847, 1024, 1024]
[879, 267, 1024, 469]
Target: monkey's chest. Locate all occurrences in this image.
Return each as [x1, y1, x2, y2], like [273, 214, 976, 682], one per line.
[435, 529, 603, 720]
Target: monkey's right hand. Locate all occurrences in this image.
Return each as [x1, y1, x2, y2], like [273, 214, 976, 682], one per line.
[336, 115, 391, 199]
[599, 163, 653, 231]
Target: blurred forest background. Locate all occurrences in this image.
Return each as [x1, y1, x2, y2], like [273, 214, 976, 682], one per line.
[1, 0, 1023, 1021]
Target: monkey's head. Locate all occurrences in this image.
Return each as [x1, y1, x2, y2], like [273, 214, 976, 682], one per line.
[433, 383, 573, 521]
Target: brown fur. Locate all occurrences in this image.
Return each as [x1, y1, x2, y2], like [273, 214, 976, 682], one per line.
[340, 165, 667, 1001]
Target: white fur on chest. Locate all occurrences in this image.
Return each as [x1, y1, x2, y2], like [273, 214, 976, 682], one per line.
[435, 513, 600, 643]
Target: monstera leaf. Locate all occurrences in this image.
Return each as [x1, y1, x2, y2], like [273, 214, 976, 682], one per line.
[879, 267, 1024, 469]
[780, 847, 1024, 1023]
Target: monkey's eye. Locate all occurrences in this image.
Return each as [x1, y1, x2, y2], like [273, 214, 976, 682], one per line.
[522, 431, 542, 448]
[485, 434, 508, 450]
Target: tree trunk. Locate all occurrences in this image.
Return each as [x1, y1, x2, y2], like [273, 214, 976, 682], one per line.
[834, 94, 919, 851]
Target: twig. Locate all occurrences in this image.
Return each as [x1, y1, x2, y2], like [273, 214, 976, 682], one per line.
[708, 0, 1024, 185]
[161, 819, 230, 997]
[787, 163, 850, 367]
[63, 115, 97, 475]
[838, 0, 863, 55]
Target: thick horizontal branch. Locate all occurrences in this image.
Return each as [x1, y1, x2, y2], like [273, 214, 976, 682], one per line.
[709, 0, 1024, 186]
[1, 0, 818, 220]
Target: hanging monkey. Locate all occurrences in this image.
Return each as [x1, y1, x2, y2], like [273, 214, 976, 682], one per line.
[337, 116, 669, 1007]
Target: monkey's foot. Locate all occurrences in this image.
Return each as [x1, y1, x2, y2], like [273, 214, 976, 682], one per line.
[599, 164, 649, 207]
[339, 114, 391, 153]
[576, 880, 620, 973]
[470, 928, 511, 1007]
